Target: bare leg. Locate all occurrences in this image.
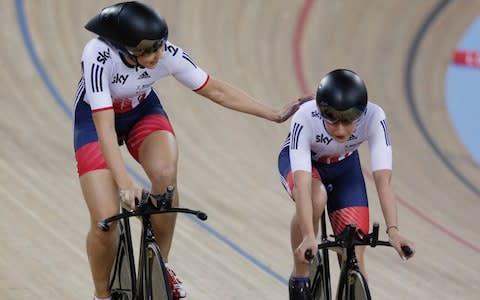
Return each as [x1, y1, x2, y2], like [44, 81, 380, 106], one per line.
[356, 246, 367, 280]
[80, 170, 119, 299]
[138, 131, 178, 261]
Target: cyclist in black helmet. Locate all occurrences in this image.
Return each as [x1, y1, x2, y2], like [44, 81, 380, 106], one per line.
[277, 69, 415, 299]
[84, 1, 169, 61]
[74, 2, 305, 300]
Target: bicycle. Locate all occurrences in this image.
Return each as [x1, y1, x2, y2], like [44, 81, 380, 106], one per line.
[305, 213, 413, 300]
[98, 185, 208, 300]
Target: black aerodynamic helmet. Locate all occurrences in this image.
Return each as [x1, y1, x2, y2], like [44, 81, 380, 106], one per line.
[316, 69, 368, 123]
[85, 1, 168, 56]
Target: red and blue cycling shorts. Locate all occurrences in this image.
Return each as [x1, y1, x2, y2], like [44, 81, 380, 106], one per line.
[73, 91, 174, 177]
[278, 144, 369, 236]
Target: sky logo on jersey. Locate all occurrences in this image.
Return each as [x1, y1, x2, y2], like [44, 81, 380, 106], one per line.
[138, 71, 151, 79]
[311, 111, 320, 119]
[166, 44, 179, 56]
[316, 134, 333, 145]
[112, 73, 129, 85]
[96, 48, 111, 65]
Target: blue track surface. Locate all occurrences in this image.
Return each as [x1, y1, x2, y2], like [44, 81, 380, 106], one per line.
[446, 17, 480, 165]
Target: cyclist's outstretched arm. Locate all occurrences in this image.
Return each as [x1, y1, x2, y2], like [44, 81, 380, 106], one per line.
[195, 76, 303, 122]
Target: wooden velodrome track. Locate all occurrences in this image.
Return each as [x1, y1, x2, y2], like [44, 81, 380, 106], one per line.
[1, 0, 479, 299]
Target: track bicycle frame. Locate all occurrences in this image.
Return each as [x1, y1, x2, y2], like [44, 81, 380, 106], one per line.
[331, 225, 373, 300]
[109, 215, 137, 299]
[99, 186, 208, 300]
[307, 213, 411, 300]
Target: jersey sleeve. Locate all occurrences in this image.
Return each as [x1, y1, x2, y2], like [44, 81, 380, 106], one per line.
[163, 42, 209, 91]
[367, 105, 393, 171]
[81, 39, 113, 112]
[289, 110, 313, 173]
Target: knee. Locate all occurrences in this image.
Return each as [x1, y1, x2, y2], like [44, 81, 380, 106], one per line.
[89, 221, 118, 244]
[148, 165, 177, 185]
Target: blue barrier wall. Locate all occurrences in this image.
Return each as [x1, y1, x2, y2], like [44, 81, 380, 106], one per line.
[446, 17, 480, 165]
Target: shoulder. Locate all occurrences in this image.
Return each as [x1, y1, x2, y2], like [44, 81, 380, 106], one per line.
[296, 99, 318, 118]
[163, 41, 185, 59]
[363, 101, 389, 135]
[291, 99, 319, 128]
[365, 102, 386, 119]
[81, 37, 115, 65]
[161, 41, 200, 68]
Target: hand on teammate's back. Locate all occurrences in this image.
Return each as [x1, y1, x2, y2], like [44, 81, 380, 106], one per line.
[276, 93, 315, 123]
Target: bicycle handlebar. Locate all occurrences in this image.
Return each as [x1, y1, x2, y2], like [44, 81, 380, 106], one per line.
[304, 223, 413, 260]
[401, 245, 414, 257]
[97, 185, 208, 232]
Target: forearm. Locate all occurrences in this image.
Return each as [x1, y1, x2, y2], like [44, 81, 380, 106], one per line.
[293, 173, 315, 238]
[374, 170, 416, 258]
[378, 186, 398, 228]
[198, 78, 277, 121]
[91, 109, 132, 191]
[97, 132, 132, 189]
[296, 196, 315, 239]
[373, 170, 398, 229]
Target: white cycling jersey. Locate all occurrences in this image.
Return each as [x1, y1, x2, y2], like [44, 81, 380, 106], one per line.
[76, 37, 208, 113]
[286, 100, 392, 172]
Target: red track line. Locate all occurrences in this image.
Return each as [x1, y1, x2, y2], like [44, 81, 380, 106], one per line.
[292, 0, 315, 95]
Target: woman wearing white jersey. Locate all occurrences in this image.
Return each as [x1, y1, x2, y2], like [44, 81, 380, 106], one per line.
[74, 2, 304, 300]
[277, 69, 415, 299]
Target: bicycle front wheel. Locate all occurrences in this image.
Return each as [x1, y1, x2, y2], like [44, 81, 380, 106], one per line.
[143, 242, 172, 300]
[110, 218, 136, 300]
[346, 270, 371, 300]
[309, 251, 328, 300]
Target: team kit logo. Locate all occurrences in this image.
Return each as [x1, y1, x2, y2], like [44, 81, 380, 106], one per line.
[96, 48, 111, 64]
[112, 73, 129, 85]
[316, 133, 333, 145]
[138, 71, 151, 79]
